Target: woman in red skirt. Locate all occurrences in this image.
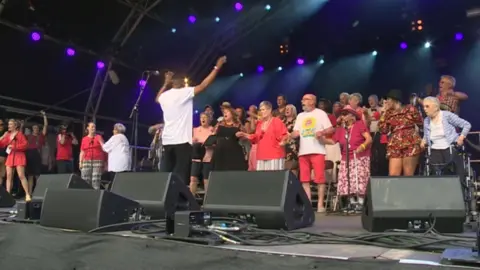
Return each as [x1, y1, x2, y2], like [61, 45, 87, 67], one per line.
[0, 119, 31, 201]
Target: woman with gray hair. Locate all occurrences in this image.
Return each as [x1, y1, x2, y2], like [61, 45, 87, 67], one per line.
[282, 104, 299, 174]
[238, 101, 288, 170]
[421, 96, 471, 175]
[100, 123, 131, 173]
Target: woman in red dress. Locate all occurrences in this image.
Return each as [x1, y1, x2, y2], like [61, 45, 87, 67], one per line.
[0, 119, 31, 201]
[79, 122, 106, 189]
[238, 101, 288, 170]
[378, 89, 423, 176]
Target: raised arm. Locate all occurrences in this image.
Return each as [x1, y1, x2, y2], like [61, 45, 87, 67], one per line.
[156, 72, 173, 102]
[41, 111, 48, 136]
[193, 56, 227, 96]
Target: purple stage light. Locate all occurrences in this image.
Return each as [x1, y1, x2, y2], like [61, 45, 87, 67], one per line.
[400, 42, 408, 49]
[257, 66, 264, 72]
[188, 15, 196, 23]
[455, 32, 463, 40]
[234, 2, 243, 11]
[31, 32, 41, 41]
[139, 80, 147, 87]
[66, 48, 75, 56]
[297, 58, 305, 65]
[96, 61, 105, 69]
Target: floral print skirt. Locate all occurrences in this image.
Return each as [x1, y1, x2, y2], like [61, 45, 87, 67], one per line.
[338, 156, 370, 196]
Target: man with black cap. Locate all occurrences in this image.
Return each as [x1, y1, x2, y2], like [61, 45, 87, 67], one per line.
[156, 56, 226, 184]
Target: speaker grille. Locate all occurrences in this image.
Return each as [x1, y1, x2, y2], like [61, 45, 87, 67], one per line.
[205, 171, 287, 207]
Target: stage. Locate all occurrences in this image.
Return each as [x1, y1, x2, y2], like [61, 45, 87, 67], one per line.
[0, 210, 477, 270]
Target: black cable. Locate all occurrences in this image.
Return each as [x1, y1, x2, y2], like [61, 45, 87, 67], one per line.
[88, 219, 165, 233]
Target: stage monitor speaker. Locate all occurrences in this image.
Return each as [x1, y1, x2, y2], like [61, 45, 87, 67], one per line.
[110, 172, 200, 219]
[204, 170, 315, 231]
[0, 185, 15, 208]
[40, 189, 139, 232]
[33, 174, 92, 201]
[362, 176, 466, 233]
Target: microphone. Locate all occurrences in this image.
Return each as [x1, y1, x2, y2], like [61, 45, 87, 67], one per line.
[145, 70, 160, 76]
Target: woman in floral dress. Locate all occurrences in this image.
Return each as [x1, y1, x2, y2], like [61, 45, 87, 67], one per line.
[378, 89, 423, 176]
[321, 105, 372, 207]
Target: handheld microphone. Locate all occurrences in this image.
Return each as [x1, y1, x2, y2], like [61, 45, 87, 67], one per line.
[145, 70, 160, 76]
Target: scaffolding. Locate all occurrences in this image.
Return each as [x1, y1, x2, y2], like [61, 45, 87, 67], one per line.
[83, 0, 164, 128]
[0, 0, 289, 126]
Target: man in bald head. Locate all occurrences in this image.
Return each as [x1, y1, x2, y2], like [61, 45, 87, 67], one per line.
[291, 94, 332, 213]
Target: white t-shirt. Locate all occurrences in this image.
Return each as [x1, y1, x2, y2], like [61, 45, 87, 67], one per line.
[102, 134, 131, 172]
[430, 112, 449, 150]
[158, 87, 194, 145]
[294, 108, 332, 156]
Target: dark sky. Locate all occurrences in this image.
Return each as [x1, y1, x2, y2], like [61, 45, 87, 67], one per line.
[0, 0, 478, 128]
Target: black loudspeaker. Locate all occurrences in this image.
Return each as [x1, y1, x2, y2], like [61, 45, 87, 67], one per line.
[110, 172, 200, 219]
[204, 171, 315, 230]
[362, 176, 466, 233]
[27, 174, 92, 220]
[33, 174, 92, 201]
[40, 189, 139, 232]
[0, 186, 15, 207]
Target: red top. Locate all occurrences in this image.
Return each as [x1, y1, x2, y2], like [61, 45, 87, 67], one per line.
[0, 131, 28, 167]
[27, 134, 45, 150]
[326, 114, 337, 139]
[248, 117, 288, 161]
[56, 134, 73, 160]
[332, 120, 371, 160]
[80, 135, 106, 161]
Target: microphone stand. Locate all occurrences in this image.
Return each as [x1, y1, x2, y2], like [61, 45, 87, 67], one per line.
[89, 137, 94, 189]
[344, 123, 354, 215]
[129, 72, 151, 172]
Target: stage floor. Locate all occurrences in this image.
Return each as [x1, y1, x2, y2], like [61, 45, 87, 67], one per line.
[218, 214, 450, 264]
[0, 206, 476, 268]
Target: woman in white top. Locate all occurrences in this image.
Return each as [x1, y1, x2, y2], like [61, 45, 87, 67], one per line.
[100, 123, 131, 173]
[421, 97, 471, 175]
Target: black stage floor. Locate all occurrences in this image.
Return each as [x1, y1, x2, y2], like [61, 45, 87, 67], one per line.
[0, 209, 477, 269]
[0, 219, 469, 270]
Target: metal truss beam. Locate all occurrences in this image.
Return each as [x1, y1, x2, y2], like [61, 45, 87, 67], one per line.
[0, 0, 8, 17]
[0, 94, 148, 127]
[84, 0, 164, 128]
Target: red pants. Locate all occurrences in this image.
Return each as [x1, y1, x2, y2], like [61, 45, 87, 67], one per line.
[298, 154, 326, 184]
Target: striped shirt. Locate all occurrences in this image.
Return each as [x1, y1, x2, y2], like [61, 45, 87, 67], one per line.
[423, 111, 471, 147]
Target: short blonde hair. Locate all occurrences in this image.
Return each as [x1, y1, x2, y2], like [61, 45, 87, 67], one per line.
[423, 96, 441, 110]
[286, 104, 297, 118]
[349, 93, 363, 104]
[114, 123, 126, 133]
[441, 75, 456, 88]
[340, 92, 349, 99]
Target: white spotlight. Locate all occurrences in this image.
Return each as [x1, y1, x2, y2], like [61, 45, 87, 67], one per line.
[239, 73, 244, 77]
[277, 66, 283, 71]
[372, 51, 377, 56]
[424, 42, 431, 48]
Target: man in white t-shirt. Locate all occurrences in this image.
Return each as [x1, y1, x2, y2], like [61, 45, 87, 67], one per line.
[291, 94, 332, 212]
[156, 56, 226, 184]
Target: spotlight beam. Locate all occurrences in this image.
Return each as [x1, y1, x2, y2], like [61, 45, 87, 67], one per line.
[186, 3, 265, 77]
[188, 0, 291, 80]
